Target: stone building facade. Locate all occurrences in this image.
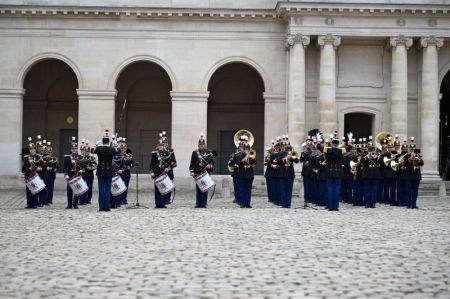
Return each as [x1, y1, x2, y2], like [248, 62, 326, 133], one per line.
[0, 0, 450, 178]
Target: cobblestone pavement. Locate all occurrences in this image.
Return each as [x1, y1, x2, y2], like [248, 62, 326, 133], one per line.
[0, 190, 449, 299]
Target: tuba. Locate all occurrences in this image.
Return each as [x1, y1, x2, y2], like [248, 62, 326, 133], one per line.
[375, 131, 393, 151]
[234, 129, 254, 147]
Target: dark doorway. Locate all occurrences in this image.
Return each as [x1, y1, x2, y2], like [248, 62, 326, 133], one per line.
[115, 61, 172, 172]
[22, 59, 79, 172]
[439, 71, 450, 180]
[344, 113, 373, 141]
[207, 63, 265, 175]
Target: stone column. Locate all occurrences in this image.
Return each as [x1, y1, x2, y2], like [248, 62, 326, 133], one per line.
[77, 89, 117, 145]
[419, 36, 444, 177]
[286, 34, 310, 151]
[170, 91, 209, 178]
[317, 34, 341, 135]
[0, 88, 25, 175]
[389, 36, 413, 140]
[263, 93, 287, 146]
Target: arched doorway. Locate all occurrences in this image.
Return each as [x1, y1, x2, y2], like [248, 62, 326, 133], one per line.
[207, 63, 265, 175]
[22, 59, 79, 167]
[344, 112, 373, 140]
[439, 70, 450, 180]
[115, 61, 172, 169]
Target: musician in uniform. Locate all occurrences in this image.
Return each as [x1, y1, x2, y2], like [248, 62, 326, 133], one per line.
[119, 138, 134, 205]
[189, 134, 215, 208]
[323, 136, 345, 211]
[81, 140, 96, 205]
[63, 137, 83, 209]
[35, 135, 48, 207]
[111, 138, 126, 208]
[264, 140, 277, 204]
[278, 136, 299, 208]
[44, 141, 58, 205]
[361, 144, 381, 208]
[342, 140, 355, 204]
[380, 140, 397, 206]
[314, 141, 328, 207]
[403, 137, 423, 209]
[232, 134, 256, 208]
[93, 129, 119, 212]
[228, 148, 239, 204]
[150, 137, 177, 209]
[300, 137, 312, 205]
[22, 137, 40, 208]
[397, 138, 409, 206]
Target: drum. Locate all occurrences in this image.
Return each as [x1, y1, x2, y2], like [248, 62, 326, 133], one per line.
[194, 171, 215, 193]
[26, 173, 46, 195]
[111, 175, 127, 197]
[154, 174, 175, 195]
[68, 175, 89, 197]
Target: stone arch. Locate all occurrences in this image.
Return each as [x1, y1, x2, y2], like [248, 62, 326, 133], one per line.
[16, 52, 83, 89]
[439, 60, 450, 88]
[108, 55, 178, 91]
[338, 106, 383, 138]
[201, 56, 272, 93]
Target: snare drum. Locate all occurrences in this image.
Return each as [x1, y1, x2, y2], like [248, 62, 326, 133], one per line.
[68, 175, 89, 197]
[26, 173, 46, 195]
[111, 175, 127, 197]
[194, 171, 215, 193]
[154, 174, 175, 195]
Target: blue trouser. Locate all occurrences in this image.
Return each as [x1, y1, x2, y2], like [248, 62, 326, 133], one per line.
[25, 187, 38, 208]
[347, 178, 355, 204]
[154, 186, 171, 208]
[232, 176, 238, 202]
[319, 180, 327, 206]
[98, 176, 112, 211]
[326, 178, 341, 210]
[363, 179, 379, 208]
[237, 178, 253, 207]
[302, 176, 309, 202]
[279, 178, 294, 207]
[195, 185, 208, 207]
[66, 184, 79, 208]
[353, 180, 363, 206]
[341, 179, 348, 203]
[46, 178, 55, 204]
[85, 174, 94, 203]
[410, 179, 420, 208]
[312, 178, 320, 205]
[397, 180, 405, 206]
[266, 177, 274, 202]
[37, 186, 47, 205]
[122, 175, 130, 204]
[272, 177, 281, 205]
[402, 180, 413, 207]
[377, 180, 383, 203]
[382, 178, 396, 205]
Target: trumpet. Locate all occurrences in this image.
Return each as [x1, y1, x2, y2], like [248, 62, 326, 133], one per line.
[383, 153, 400, 167]
[390, 153, 408, 171]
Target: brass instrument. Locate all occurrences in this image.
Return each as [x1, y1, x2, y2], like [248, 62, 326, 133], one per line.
[234, 129, 254, 147]
[249, 149, 256, 159]
[391, 153, 407, 171]
[383, 153, 400, 167]
[375, 131, 393, 150]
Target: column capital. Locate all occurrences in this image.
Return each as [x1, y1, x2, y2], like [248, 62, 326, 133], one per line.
[389, 35, 413, 50]
[285, 33, 310, 50]
[317, 34, 341, 49]
[76, 89, 117, 100]
[419, 36, 444, 50]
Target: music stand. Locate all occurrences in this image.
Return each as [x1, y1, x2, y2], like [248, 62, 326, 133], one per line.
[127, 162, 148, 209]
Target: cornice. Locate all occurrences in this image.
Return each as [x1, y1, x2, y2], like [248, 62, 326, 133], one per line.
[276, 2, 450, 20]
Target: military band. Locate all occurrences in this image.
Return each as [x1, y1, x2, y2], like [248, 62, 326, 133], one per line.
[21, 127, 424, 211]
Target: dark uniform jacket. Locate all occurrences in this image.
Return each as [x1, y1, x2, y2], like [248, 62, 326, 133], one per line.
[22, 154, 44, 180]
[278, 151, 299, 179]
[93, 146, 118, 177]
[300, 150, 311, 177]
[361, 154, 382, 180]
[45, 155, 59, 179]
[323, 147, 345, 179]
[149, 149, 177, 180]
[63, 154, 83, 178]
[403, 154, 424, 180]
[379, 151, 397, 179]
[232, 150, 257, 179]
[189, 149, 215, 176]
[264, 152, 280, 178]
